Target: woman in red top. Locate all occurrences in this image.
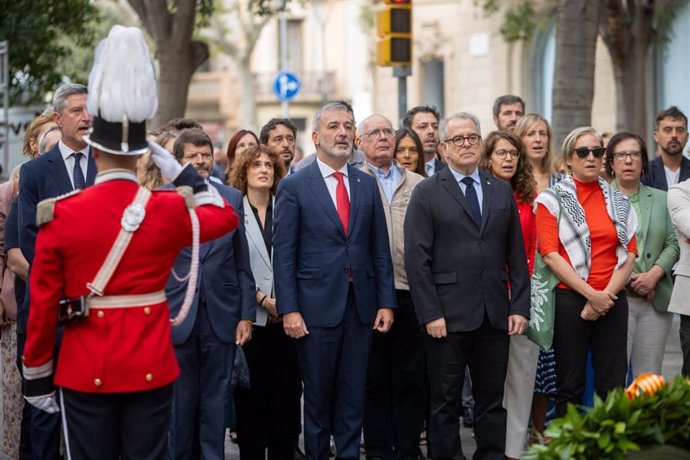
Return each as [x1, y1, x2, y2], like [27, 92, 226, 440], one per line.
[481, 130, 538, 459]
[535, 127, 637, 417]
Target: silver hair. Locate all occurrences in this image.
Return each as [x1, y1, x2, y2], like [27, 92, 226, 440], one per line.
[52, 83, 88, 115]
[439, 112, 482, 142]
[312, 102, 354, 133]
[38, 125, 61, 153]
[561, 126, 603, 158]
[357, 114, 392, 137]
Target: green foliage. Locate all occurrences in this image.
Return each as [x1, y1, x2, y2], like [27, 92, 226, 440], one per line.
[655, 0, 690, 49]
[0, 0, 99, 104]
[524, 376, 690, 460]
[476, 0, 544, 43]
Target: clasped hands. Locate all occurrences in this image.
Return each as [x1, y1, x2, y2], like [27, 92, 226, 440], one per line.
[581, 290, 616, 321]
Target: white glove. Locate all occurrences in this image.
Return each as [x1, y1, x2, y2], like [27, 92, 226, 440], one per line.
[148, 140, 183, 181]
[25, 393, 60, 414]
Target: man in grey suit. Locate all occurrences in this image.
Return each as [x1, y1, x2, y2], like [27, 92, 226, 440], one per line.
[404, 112, 530, 460]
[165, 128, 255, 459]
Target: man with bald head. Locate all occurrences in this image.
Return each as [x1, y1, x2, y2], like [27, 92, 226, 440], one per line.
[358, 114, 427, 460]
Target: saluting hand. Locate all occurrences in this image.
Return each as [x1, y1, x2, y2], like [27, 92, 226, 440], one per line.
[425, 317, 447, 338]
[283, 312, 309, 339]
[373, 308, 394, 333]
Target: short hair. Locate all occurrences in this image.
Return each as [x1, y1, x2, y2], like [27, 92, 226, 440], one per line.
[358, 114, 393, 137]
[480, 130, 536, 204]
[53, 83, 88, 115]
[162, 118, 203, 133]
[439, 112, 481, 142]
[492, 95, 525, 117]
[402, 105, 441, 129]
[38, 125, 60, 154]
[655, 106, 688, 130]
[514, 113, 555, 173]
[172, 128, 213, 162]
[604, 132, 649, 178]
[561, 127, 603, 161]
[394, 127, 426, 177]
[312, 101, 354, 132]
[259, 118, 297, 145]
[225, 129, 259, 181]
[22, 110, 57, 158]
[230, 144, 287, 195]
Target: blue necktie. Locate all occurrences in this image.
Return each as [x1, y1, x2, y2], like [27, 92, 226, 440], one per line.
[461, 176, 481, 226]
[72, 152, 86, 190]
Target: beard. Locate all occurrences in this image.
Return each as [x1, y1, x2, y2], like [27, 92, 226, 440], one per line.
[661, 140, 685, 156]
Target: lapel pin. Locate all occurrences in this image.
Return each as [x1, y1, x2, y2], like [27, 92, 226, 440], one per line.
[357, 178, 361, 183]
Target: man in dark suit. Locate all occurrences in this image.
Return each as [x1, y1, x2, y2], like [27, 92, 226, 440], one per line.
[403, 105, 446, 177]
[404, 112, 530, 460]
[642, 106, 689, 191]
[273, 101, 397, 460]
[165, 128, 255, 459]
[17, 82, 95, 460]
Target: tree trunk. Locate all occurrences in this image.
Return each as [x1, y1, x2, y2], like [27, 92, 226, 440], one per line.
[600, 0, 655, 140]
[551, 0, 602, 150]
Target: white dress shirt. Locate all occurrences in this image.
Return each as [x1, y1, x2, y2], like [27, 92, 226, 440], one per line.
[316, 157, 350, 209]
[58, 141, 90, 189]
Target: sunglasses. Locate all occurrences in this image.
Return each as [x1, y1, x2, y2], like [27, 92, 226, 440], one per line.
[574, 147, 606, 159]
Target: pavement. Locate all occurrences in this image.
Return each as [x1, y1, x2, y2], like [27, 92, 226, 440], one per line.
[1, 317, 684, 460]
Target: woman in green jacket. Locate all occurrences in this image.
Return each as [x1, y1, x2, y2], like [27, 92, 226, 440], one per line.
[606, 132, 679, 378]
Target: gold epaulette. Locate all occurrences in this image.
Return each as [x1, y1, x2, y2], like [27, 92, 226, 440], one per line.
[36, 190, 81, 226]
[175, 186, 195, 209]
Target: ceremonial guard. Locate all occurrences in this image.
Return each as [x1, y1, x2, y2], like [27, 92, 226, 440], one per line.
[20, 26, 238, 459]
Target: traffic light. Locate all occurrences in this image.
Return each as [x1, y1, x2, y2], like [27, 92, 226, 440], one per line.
[376, 0, 412, 66]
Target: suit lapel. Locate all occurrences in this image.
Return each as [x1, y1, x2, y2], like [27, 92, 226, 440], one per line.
[243, 195, 272, 268]
[638, 186, 653, 244]
[479, 171, 493, 235]
[439, 168, 477, 226]
[45, 147, 74, 195]
[305, 160, 346, 236]
[346, 165, 361, 236]
[86, 147, 97, 186]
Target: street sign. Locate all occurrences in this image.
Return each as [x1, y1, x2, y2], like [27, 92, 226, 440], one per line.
[273, 71, 301, 102]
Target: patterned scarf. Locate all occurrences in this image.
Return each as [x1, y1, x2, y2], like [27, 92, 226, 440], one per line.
[534, 175, 638, 280]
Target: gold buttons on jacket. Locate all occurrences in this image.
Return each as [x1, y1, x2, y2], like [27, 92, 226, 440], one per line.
[97, 311, 104, 318]
[144, 307, 151, 315]
[94, 378, 102, 387]
[145, 373, 154, 382]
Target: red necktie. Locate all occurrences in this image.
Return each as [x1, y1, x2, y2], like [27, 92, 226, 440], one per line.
[332, 172, 350, 235]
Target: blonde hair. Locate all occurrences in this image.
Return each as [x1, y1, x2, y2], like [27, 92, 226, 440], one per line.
[22, 111, 57, 158]
[514, 113, 554, 174]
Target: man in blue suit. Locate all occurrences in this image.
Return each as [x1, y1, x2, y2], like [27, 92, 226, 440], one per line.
[273, 101, 397, 460]
[18, 82, 96, 460]
[642, 106, 689, 191]
[165, 128, 255, 459]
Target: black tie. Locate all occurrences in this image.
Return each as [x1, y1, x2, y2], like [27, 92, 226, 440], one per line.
[72, 152, 86, 190]
[461, 176, 481, 226]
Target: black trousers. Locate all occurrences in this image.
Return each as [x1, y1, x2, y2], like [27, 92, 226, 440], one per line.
[60, 384, 173, 460]
[235, 322, 302, 460]
[424, 316, 509, 460]
[553, 289, 628, 417]
[363, 290, 427, 460]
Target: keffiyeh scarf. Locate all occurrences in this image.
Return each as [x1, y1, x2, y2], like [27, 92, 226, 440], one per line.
[534, 175, 637, 280]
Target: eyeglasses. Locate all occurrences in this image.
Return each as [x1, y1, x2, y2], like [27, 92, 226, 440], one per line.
[445, 134, 481, 147]
[573, 147, 606, 159]
[362, 128, 394, 138]
[613, 150, 642, 161]
[493, 149, 520, 159]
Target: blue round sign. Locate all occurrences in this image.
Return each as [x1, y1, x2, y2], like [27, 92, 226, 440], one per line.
[273, 71, 301, 102]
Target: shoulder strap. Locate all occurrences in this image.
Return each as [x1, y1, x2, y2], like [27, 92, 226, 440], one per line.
[87, 187, 152, 296]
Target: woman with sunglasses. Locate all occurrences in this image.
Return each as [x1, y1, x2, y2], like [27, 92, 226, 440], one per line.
[480, 131, 538, 460]
[535, 127, 638, 417]
[606, 133, 678, 378]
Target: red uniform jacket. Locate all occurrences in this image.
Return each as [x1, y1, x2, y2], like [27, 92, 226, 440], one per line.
[23, 172, 237, 393]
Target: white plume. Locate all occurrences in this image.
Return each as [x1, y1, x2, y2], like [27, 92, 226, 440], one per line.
[87, 25, 158, 123]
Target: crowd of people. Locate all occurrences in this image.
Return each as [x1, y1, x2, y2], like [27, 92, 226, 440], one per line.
[1, 28, 690, 460]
